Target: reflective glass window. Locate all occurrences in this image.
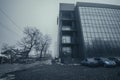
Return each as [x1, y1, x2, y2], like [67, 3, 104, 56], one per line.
[79, 7, 120, 56]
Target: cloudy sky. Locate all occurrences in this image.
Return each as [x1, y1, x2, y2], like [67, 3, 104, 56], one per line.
[0, 0, 120, 57]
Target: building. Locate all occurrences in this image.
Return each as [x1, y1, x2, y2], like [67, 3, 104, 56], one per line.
[58, 2, 120, 63]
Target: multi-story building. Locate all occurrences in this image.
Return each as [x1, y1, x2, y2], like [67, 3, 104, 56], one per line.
[58, 2, 120, 63]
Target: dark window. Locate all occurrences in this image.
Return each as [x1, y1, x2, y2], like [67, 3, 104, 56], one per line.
[61, 11, 74, 19]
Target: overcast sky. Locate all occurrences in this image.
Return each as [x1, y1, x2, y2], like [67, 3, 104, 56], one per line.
[0, 0, 120, 57]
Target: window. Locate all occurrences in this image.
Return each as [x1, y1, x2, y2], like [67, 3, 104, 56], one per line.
[61, 11, 73, 19]
[62, 36, 71, 43]
[62, 20, 73, 27]
[62, 26, 71, 30]
[62, 47, 72, 54]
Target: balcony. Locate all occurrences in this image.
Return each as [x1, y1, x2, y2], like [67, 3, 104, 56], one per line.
[62, 29, 76, 32]
[61, 25, 77, 34]
[62, 42, 78, 47]
[61, 17, 75, 21]
[62, 36, 77, 46]
[62, 30, 77, 35]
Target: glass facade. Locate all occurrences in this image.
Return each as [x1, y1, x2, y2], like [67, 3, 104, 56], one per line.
[79, 7, 120, 57]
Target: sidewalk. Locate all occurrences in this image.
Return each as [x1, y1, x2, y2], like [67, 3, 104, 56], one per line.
[0, 61, 43, 77]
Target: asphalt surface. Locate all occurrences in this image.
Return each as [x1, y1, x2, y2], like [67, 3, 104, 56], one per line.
[3, 64, 120, 80]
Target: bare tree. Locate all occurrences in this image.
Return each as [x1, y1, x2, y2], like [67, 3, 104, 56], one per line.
[35, 34, 51, 59]
[18, 27, 52, 60]
[43, 35, 51, 56]
[18, 27, 43, 58]
[1, 43, 18, 63]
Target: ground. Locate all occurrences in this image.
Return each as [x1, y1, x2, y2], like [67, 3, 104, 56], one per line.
[0, 61, 44, 77]
[1, 64, 120, 80]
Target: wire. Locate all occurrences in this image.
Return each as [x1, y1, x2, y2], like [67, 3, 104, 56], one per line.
[0, 8, 23, 33]
[0, 21, 21, 36]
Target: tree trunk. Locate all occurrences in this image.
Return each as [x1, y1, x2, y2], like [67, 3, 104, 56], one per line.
[39, 41, 47, 59]
[25, 46, 32, 58]
[39, 48, 44, 60]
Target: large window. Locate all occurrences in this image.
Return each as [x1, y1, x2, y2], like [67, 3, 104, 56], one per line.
[79, 7, 120, 57]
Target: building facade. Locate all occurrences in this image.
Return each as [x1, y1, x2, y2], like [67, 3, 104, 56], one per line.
[58, 2, 120, 63]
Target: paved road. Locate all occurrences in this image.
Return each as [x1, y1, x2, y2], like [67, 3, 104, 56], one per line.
[3, 64, 120, 80]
